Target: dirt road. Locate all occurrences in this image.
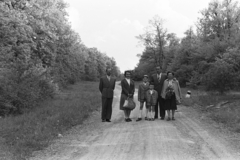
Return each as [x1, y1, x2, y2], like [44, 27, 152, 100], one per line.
[30, 84, 240, 160]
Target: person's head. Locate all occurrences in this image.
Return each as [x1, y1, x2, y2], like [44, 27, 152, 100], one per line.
[167, 71, 174, 80]
[106, 68, 111, 76]
[124, 70, 131, 79]
[149, 83, 154, 90]
[143, 75, 148, 83]
[156, 66, 161, 74]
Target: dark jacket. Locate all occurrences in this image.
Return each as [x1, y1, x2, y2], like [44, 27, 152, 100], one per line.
[138, 82, 149, 101]
[121, 79, 135, 98]
[150, 73, 167, 96]
[99, 76, 116, 98]
[146, 90, 158, 106]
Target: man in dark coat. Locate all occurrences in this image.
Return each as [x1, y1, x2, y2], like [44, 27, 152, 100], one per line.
[99, 68, 116, 122]
[150, 66, 167, 120]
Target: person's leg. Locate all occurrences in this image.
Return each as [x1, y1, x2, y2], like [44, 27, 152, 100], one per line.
[147, 106, 151, 120]
[145, 102, 148, 120]
[124, 110, 128, 119]
[154, 97, 160, 119]
[128, 110, 132, 121]
[172, 110, 175, 120]
[137, 102, 143, 119]
[167, 110, 171, 121]
[159, 97, 166, 119]
[101, 98, 107, 121]
[106, 98, 113, 121]
[152, 105, 155, 121]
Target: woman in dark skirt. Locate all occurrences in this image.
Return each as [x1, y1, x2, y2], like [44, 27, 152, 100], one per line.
[161, 71, 182, 121]
[120, 70, 135, 122]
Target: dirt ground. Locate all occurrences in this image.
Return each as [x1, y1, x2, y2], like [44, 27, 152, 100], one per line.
[30, 84, 240, 160]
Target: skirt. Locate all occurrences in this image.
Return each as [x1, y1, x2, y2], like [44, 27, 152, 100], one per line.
[164, 94, 177, 110]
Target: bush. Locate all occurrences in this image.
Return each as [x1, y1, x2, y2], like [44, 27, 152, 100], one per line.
[203, 58, 237, 93]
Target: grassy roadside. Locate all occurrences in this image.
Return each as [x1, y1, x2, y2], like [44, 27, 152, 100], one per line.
[0, 81, 101, 160]
[181, 88, 240, 133]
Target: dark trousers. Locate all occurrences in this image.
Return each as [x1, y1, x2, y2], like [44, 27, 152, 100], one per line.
[154, 96, 165, 118]
[101, 98, 113, 120]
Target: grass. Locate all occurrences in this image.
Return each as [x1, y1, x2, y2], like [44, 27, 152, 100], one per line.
[181, 87, 240, 133]
[0, 81, 101, 160]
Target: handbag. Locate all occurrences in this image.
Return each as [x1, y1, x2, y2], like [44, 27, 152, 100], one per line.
[176, 99, 181, 105]
[123, 98, 136, 110]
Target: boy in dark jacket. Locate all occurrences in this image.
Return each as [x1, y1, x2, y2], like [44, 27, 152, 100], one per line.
[136, 75, 149, 121]
[146, 83, 158, 121]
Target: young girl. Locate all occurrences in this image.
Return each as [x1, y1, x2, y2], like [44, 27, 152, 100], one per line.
[146, 83, 158, 121]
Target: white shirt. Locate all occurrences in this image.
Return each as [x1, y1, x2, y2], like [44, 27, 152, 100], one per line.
[107, 75, 111, 81]
[125, 78, 130, 85]
[168, 79, 173, 87]
[157, 73, 162, 80]
[150, 90, 153, 94]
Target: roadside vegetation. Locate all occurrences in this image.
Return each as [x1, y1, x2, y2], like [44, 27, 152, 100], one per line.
[181, 88, 240, 133]
[133, 0, 240, 135]
[0, 81, 101, 160]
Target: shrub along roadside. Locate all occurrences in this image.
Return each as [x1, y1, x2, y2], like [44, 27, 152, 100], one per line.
[0, 81, 101, 160]
[181, 88, 240, 133]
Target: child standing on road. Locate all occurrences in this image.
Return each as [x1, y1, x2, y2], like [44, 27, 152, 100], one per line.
[136, 75, 149, 121]
[146, 83, 158, 121]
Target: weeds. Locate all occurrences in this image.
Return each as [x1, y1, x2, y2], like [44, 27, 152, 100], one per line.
[0, 81, 101, 160]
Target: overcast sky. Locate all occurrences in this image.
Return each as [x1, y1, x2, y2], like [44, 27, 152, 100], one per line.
[64, 0, 212, 72]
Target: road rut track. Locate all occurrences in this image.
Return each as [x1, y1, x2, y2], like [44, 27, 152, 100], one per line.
[30, 85, 240, 160]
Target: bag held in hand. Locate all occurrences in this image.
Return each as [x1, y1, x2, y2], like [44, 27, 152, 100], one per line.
[176, 99, 181, 105]
[123, 98, 136, 110]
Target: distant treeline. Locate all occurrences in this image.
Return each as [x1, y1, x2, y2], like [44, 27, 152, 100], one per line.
[0, 0, 120, 116]
[134, 0, 240, 93]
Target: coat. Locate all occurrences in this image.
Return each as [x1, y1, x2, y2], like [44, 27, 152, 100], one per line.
[121, 78, 135, 98]
[138, 82, 149, 101]
[146, 90, 158, 106]
[150, 73, 167, 96]
[161, 79, 182, 103]
[99, 76, 116, 98]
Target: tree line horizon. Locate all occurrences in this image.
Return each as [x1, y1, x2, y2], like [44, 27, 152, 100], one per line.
[133, 0, 240, 94]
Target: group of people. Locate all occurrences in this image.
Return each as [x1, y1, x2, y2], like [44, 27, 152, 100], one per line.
[99, 67, 182, 123]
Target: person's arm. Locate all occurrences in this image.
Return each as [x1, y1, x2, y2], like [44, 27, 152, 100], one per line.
[138, 85, 141, 101]
[177, 81, 182, 99]
[161, 80, 167, 99]
[132, 81, 135, 97]
[121, 80, 129, 95]
[112, 79, 116, 90]
[99, 78, 103, 93]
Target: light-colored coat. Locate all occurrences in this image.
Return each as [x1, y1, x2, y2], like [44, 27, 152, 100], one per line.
[161, 79, 182, 102]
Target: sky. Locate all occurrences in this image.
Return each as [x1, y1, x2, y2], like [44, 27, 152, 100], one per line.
[64, 0, 212, 72]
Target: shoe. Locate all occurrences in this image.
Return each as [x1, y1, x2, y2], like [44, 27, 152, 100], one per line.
[145, 117, 148, 120]
[125, 118, 129, 122]
[172, 117, 175, 121]
[106, 119, 111, 122]
[167, 117, 171, 121]
[136, 118, 142, 122]
[102, 119, 106, 122]
[160, 117, 165, 120]
[128, 118, 132, 122]
[152, 118, 155, 121]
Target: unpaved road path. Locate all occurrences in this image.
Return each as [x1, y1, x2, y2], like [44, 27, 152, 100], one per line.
[30, 84, 240, 160]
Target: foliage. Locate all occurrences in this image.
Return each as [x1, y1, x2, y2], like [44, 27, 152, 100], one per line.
[134, 0, 240, 93]
[0, 0, 120, 115]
